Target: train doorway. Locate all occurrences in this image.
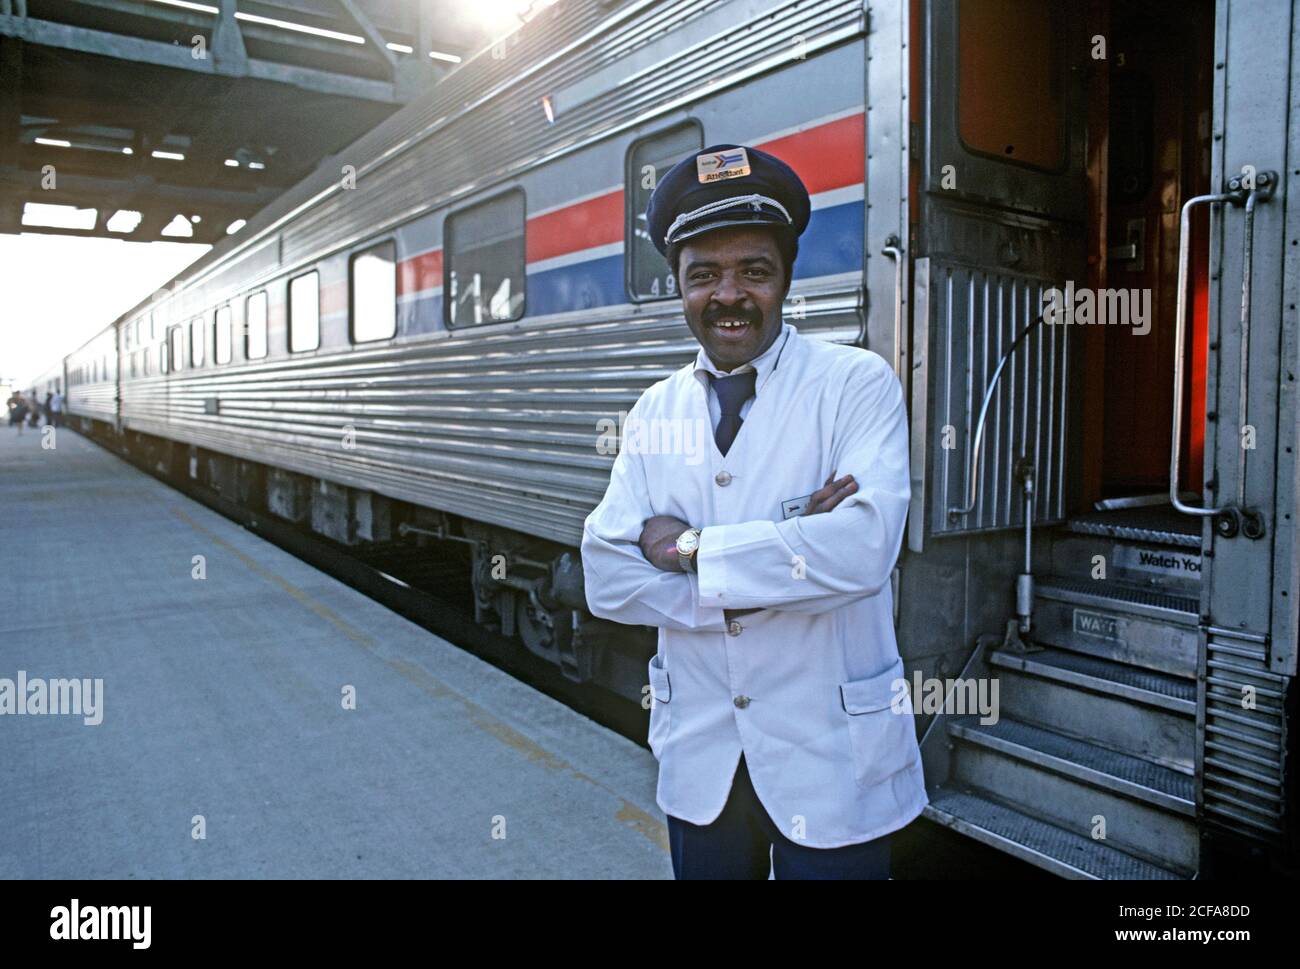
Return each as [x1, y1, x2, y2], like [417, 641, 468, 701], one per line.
[1084, 0, 1217, 504]
[906, 0, 1296, 878]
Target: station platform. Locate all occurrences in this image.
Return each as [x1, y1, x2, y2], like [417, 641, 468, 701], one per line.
[0, 426, 670, 878]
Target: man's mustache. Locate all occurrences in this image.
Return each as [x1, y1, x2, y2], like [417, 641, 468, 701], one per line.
[702, 306, 760, 324]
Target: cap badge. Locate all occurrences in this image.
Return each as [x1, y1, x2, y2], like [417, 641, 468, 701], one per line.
[696, 147, 751, 183]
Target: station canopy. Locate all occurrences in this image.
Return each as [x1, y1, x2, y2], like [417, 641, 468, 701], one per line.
[0, 0, 505, 242]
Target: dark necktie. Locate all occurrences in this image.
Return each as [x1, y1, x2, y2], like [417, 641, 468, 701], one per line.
[709, 370, 757, 456]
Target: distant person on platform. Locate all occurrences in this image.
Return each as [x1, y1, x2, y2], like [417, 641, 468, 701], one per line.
[8, 391, 29, 434]
[47, 390, 64, 429]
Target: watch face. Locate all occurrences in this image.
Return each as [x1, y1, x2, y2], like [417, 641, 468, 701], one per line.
[676, 530, 699, 555]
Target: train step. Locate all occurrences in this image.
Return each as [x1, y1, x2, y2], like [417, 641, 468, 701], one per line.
[1031, 577, 1199, 677]
[990, 644, 1196, 712]
[948, 716, 1195, 814]
[924, 789, 1186, 879]
[1047, 510, 1204, 597]
[1063, 506, 1202, 549]
[987, 644, 1195, 772]
[946, 715, 1198, 873]
[922, 506, 1212, 876]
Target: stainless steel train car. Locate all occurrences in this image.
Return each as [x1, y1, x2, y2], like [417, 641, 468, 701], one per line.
[38, 0, 1299, 879]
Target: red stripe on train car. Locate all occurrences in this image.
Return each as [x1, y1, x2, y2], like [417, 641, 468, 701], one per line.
[525, 190, 625, 264]
[756, 112, 865, 197]
[321, 279, 349, 316]
[397, 248, 444, 296]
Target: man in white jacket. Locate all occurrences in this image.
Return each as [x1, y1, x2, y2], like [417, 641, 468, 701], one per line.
[581, 143, 926, 879]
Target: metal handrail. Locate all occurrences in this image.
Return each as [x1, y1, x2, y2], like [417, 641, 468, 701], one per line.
[1170, 191, 1237, 518]
[947, 313, 1047, 521]
[882, 235, 906, 378]
[1169, 173, 1274, 523]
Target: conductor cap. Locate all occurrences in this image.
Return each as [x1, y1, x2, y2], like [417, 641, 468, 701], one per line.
[645, 144, 811, 257]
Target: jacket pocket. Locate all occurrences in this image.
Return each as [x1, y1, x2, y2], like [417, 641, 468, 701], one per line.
[839, 657, 918, 787]
[647, 653, 672, 760]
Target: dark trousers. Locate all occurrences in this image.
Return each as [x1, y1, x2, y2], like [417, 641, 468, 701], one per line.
[666, 754, 892, 879]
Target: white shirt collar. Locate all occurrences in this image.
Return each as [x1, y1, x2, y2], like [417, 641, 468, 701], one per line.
[692, 321, 794, 388]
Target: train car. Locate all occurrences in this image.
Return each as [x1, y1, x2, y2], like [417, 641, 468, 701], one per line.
[63, 325, 117, 433]
[56, 0, 1298, 879]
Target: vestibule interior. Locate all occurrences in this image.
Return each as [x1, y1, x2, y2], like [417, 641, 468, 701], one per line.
[1079, 0, 1215, 507]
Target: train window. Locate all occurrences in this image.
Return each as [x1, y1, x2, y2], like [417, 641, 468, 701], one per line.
[445, 189, 525, 326]
[169, 325, 183, 372]
[289, 272, 321, 351]
[149, 311, 157, 341]
[246, 291, 268, 359]
[190, 317, 205, 367]
[143, 348, 151, 376]
[626, 122, 703, 300]
[125, 324, 132, 350]
[957, 0, 1064, 170]
[215, 305, 233, 364]
[350, 241, 397, 342]
[136, 318, 143, 345]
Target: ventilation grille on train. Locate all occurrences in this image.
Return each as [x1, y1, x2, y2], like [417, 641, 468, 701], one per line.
[1200, 632, 1287, 842]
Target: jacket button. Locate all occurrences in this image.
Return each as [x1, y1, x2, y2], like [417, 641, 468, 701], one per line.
[727, 620, 743, 636]
[714, 471, 732, 486]
[733, 695, 750, 708]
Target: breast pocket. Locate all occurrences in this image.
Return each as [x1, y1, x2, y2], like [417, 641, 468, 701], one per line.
[839, 658, 918, 787]
[647, 653, 673, 760]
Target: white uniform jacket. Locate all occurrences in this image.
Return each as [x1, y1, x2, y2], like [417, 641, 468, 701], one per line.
[581, 322, 928, 847]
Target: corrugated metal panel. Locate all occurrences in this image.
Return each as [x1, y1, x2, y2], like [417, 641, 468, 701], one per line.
[1201, 632, 1287, 840]
[122, 280, 861, 547]
[928, 263, 1069, 535]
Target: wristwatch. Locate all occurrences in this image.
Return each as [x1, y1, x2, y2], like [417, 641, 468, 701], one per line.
[675, 527, 702, 573]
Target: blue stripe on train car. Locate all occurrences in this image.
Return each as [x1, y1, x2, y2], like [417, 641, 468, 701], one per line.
[791, 200, 865, 280]
[525, 254, 626, 317]
[401, 291, 443, 336]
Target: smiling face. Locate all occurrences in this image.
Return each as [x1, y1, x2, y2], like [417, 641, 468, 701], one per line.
[676, 226, 789, 371]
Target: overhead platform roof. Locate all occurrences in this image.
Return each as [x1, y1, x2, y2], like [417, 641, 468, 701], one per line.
[0, 0, 503, 243]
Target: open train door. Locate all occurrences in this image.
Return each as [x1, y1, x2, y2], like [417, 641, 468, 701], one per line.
[907, 0, 1088, 559]
[1189, 0, 1297, 850]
